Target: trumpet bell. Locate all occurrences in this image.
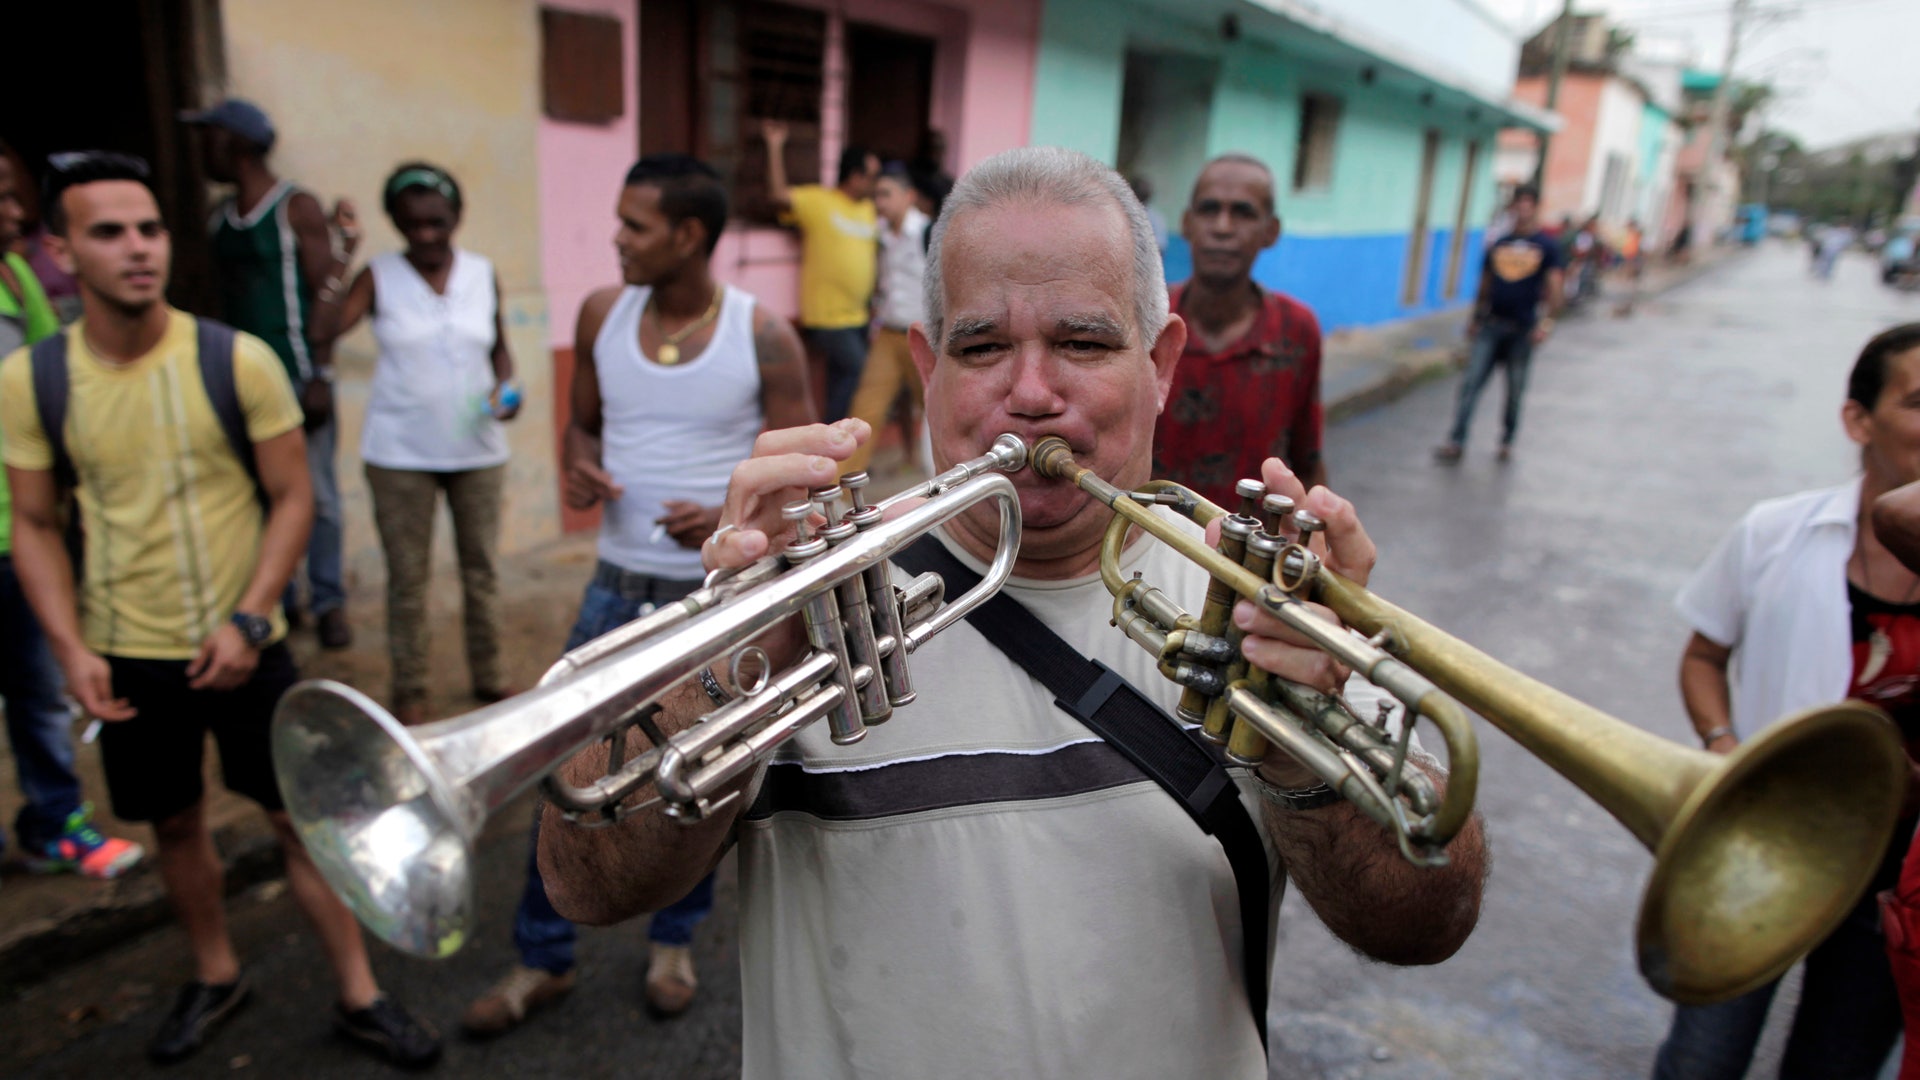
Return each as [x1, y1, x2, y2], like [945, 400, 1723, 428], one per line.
[272, 680, 475, 959]
[1640, 701, 1906, 1004]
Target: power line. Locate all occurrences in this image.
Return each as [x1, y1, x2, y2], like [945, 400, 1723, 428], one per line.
[1616, 0, 1901, 23]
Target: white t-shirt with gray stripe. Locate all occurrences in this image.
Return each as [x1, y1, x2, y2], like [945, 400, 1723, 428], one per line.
[737, 517, 1290, 1079]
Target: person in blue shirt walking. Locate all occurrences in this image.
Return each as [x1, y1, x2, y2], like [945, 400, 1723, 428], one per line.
[1435, 184, 1565, 464]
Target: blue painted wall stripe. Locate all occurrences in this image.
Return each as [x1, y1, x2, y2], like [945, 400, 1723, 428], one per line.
[1163, 230, 1485, 331]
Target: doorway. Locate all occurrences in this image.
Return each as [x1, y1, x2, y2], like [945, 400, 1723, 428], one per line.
[1117, 49, 1218, 227]
[845, 22, 936, 166]
[0, 0, 223, 315]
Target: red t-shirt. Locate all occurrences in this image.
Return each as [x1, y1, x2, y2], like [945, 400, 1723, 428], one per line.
[1849, 582, 1920, 744]
[1152, 284, 1324, 506]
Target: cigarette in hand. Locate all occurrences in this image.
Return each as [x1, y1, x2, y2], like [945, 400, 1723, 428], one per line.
[650, 522, 669, 545]
[83, 719, 103, 744]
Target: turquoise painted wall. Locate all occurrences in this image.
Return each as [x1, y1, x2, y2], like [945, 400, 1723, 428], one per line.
[1638, 102, 1670, 187]
[1030, 0, 1507, 329]
[1028, 0, 1130, 160]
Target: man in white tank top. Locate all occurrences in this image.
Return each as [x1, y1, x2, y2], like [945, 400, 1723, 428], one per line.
[461, 155, 812, 1037]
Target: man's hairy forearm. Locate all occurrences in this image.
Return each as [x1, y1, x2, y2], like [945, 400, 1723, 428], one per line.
[1264, 762, 1487, 966]
[537, 679, 744, 925]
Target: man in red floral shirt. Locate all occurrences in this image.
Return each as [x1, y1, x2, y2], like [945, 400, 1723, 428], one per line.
[1153, 154, 1325, 504]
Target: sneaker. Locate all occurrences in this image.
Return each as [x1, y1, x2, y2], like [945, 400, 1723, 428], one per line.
[1432, 443, 1464, 464]
[317, 608, 353, 650]
[23, 804, 145, 879]
[149, 975, 250, 1064]
[644, 942, 698, 1018]
[461, 964, 575, 1038]
[335, 995, 442, 1069]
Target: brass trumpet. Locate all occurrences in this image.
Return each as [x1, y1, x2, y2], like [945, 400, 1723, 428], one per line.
[1029, 436, 1906, 1005]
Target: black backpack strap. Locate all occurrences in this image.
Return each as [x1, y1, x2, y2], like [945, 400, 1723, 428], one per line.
[27, 331, 75, 491]
[193, 318, 268, 510]
[893, 537, 1271, 1049]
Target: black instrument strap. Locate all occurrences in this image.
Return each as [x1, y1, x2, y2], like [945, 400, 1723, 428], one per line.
[893, 537, 1271, 1049]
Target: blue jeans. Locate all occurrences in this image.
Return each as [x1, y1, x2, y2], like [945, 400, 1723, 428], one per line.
[805, 326, 870, 424]
[514, 573, 717, 974]
[1652, 872, 1904, 1078]
[1446, 321, 1536, 448]
[285, 412, 345, 616]
[0, 555, 83, 852]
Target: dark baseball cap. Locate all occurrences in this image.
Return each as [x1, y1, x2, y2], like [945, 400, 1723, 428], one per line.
[179, 99, 276, 150]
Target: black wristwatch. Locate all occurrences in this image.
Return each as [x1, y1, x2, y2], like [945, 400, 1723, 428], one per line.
[230, 612, 273, 649]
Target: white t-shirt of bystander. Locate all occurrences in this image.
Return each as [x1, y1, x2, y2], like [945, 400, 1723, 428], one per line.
[874, 206, 929, 332]
[1675, 477, 1860, 737]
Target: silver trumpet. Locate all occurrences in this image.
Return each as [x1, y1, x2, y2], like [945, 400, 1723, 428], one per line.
[270, 435, 1030, 958]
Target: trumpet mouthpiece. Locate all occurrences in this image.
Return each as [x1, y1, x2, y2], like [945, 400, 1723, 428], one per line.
[1029, 436, 1075, 479]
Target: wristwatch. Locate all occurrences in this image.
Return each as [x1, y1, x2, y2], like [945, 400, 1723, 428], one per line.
[230, 612, 273, 649]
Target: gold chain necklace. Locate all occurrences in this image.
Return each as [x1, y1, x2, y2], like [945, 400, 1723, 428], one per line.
[648, 287, 722, 365]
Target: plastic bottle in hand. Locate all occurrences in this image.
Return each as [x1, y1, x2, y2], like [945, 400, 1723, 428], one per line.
[482, 379, 522, 419]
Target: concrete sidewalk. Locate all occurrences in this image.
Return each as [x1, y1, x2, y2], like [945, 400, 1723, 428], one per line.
[0, 242, 1742, 995]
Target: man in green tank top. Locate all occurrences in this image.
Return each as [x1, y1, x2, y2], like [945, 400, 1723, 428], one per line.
[186, 100, 359, 648]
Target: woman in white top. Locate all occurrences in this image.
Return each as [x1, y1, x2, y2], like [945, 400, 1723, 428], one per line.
[311, 162, 519, 724]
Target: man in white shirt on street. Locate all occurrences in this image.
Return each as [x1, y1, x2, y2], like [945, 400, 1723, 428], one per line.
[841, 164, 930, 477]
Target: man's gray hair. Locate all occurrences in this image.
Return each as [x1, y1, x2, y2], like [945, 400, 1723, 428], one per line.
[923, 146, 1168, 349]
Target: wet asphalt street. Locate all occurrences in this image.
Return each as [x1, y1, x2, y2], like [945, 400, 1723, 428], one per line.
[6, 243, 1920, 1080]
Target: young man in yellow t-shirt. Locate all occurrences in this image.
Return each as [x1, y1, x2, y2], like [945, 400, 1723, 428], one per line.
[761, 119, 879, 422]
[0, 153, 439, 1068]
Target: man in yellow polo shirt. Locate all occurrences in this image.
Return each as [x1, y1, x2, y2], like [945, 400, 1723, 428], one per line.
[0, 152, 438, 1069]
[761, 119, 879, 422]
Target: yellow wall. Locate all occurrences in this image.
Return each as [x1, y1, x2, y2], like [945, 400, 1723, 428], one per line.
[220, 0, 558, 579]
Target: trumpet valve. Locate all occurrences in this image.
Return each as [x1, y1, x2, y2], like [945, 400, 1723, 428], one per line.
[1260, 494, 1295, 538]
[1234, 478, 1267, 521]
[1293, 510, 1326, 544]
[842, 472, 882, 528]
[809, 484, 845, 523]
[783, 501, 828, 559]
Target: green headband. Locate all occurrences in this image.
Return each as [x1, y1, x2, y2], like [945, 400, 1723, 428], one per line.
[386, 167, 458, 208]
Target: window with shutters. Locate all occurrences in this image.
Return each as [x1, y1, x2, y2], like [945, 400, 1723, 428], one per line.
[541, 8, 625, 125]
[640, 0, 825, 223]
[1292, 93, 1342, 193]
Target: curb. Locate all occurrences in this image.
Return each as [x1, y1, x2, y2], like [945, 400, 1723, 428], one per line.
[0, 821, 283, 996]
[1330, 355, 1460, 424]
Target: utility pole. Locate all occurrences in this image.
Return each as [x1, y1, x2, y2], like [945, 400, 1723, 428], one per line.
[1696, 0, 1751, 237]
[1531, 0, 1576, 195]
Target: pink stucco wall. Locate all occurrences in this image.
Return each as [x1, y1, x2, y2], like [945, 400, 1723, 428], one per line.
[537, 0, 640, 346]
[535, 0, 1039, 329]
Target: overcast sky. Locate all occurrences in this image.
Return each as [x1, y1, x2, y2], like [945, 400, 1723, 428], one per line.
[1477, 0, 1920, 150]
